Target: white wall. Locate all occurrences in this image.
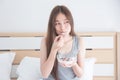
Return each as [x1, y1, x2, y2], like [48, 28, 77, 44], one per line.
[0, 0, 120, 32]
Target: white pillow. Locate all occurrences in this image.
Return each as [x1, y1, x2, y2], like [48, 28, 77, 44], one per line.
[17, 57, 96, 80]
[16, 56, 42, 80]
[80, 57, 96, 80]
[0, 52, 16, 80]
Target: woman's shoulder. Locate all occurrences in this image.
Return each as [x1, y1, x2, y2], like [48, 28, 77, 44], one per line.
[41, 37, 47, 45]
[75, 36, 86, 55]
[74, 35, 83, 43]
[40, 37, 47, 51]
[42, 37, 46, 41]
[74, 35, 85, 49]
[74, 35, 83, 41]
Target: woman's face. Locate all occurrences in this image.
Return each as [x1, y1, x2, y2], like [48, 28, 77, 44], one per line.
[54, 13, 71, 36]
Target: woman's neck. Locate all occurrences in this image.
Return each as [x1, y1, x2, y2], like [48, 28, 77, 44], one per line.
[63, 35, 73, 43]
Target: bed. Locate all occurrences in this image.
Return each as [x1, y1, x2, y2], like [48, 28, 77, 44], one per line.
[0, 32, 117, 80]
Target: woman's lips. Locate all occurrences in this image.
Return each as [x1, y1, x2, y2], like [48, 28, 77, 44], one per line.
[60, 32, 66, 35]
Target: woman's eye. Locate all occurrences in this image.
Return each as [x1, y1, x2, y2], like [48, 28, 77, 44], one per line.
[66, 21, 69, 23]
[55, 23, 58, 25]
[55, 22, 60, 26]
[64, 21, 69, 24]
[57, 23, 60, 25]
[58, 23, 61, 25]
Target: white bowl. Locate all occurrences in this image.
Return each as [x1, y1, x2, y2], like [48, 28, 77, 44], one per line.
[57, 56, 77, 65]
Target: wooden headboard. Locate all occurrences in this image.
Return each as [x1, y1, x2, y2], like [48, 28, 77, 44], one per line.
[0, 32, 117, 80]
[0, 33, 44, 64]
[0, 33, 43, 80]
[77, 32, 117, 80]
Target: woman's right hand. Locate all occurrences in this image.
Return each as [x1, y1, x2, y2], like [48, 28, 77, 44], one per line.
[52, 35, 64, 51]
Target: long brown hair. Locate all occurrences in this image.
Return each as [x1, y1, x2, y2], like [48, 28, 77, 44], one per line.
[46, 5, 76, 80]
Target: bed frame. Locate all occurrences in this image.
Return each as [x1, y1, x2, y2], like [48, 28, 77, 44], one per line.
[0, 32, 43, 80]
[0, 32, 117, 80]
[117, 32, 120, 80]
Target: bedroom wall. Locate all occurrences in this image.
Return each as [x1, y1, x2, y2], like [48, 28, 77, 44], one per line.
[0, 0, 120, 32]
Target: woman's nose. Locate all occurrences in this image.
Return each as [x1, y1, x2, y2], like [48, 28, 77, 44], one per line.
[61, 23, 65, 29]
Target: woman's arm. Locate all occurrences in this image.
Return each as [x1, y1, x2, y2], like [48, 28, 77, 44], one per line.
[40, 36, 64, 78]
[72, 37, 86, 78]
[40, 38, 57, 78]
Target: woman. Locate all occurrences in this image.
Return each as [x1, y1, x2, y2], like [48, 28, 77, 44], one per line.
[40, 5, 86, 80]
